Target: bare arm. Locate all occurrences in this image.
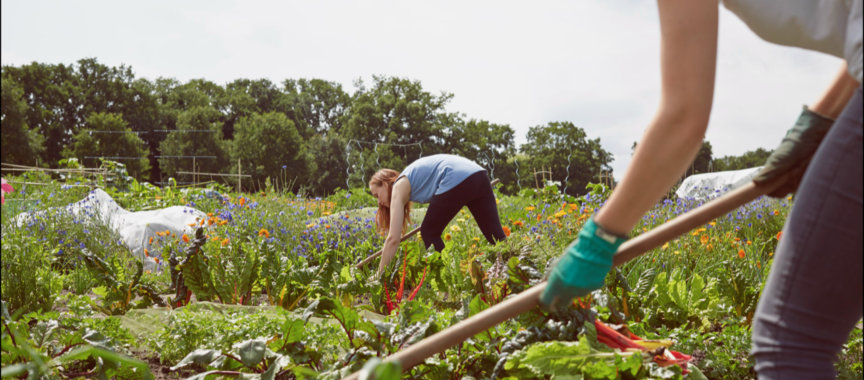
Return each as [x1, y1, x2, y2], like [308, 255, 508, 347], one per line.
[595, 0, 719, 235]
[378, 179, 411, 274]
[809, 61, 859, 119]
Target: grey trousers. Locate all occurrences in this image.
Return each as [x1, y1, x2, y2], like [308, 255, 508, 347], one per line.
[752, 86, 864, 379]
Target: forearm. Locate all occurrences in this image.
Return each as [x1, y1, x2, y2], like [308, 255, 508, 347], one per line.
[595, 110, 707, 235]
[378, 237, 401, 274]
[809, 62, 859, 119]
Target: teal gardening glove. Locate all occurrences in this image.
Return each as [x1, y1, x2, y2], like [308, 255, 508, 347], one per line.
[540, 218, 628, 312]
[753, 106, 835, 198]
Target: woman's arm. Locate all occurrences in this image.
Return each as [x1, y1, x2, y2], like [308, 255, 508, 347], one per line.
[595, 0, 720, 235]
[377, 179, 411, 274]
[809, 61, 859, 119]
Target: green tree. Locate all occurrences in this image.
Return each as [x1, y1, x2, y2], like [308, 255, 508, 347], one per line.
[282, 78, 352, 138]
[713, 148, 772, 171]
[221, 79, 285, 140]
[232, 112, 306, 191]
[1, 78, 45, 165]
[63, 112, 150, 179]
[302, 132, 349, 195]
[158, 106, 230, 181]
[445, 119, 516, 172]
[520, 121, 613, 196]
[342, 76, 458, 181]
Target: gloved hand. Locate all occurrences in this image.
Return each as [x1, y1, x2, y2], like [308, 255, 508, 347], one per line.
[753, 106, 835, 198]
[540, 218, 627, 312]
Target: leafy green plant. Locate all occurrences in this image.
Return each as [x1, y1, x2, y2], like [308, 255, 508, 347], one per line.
[647, 269, 722, 329]
[1, 301, 152, 380]
[0, 234, 61, 315]
[81, 250, 167, 315]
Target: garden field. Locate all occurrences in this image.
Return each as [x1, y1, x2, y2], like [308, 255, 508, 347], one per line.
[1, 168, 861, 380]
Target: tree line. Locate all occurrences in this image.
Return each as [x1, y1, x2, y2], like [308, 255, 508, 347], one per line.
[1, 58, 769, 196]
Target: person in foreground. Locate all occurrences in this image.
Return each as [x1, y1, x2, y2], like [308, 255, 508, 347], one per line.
[369, 154, 507, 275]
[540, 1, 862, 378]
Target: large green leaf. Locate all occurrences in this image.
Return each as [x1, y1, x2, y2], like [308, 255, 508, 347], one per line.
[358, 358, 402, 380]
[234, 338, 267, 368]
[170, 349, 222, 370]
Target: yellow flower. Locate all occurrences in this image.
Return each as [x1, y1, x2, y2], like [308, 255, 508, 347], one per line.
[787, 196, 793, 201]
[707, 244, 713, 252]
[690, 231, 700, 236]
[450, 225, 462, 233]
[322, 211, 331, 216]
[662, 243, 669, 250]
[710, 222, 716, 227]
[525, 206, 536, 211]
[473, 237, 480, 242]
[496, 199, 500, 205]
[700, 235, 709, 245]
[674, 251, 680, 255]
[697, 228, 707, 232]
[445, 233, 452, 241]
[221, 238, 230, 247]
[554, 210, 567, 218]
[306, 223, 316, 228]
[769, 252, 774, 257]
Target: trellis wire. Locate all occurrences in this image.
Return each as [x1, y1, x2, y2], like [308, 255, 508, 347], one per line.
[356, 141, 365, 185]
[563, 147, 573, 195]
[515, 157, 521, 192]
[375, 143, 381, 169]
[345, 143, 352, 190]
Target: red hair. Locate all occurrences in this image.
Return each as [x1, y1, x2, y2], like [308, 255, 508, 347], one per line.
[370, 169, 412, 235]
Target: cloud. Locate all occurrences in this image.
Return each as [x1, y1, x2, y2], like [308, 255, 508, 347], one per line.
[2, 0, 843, 180]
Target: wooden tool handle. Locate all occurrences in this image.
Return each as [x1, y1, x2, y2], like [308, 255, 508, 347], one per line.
[340, 177, 784, 379]
[355, 178, 501, 269]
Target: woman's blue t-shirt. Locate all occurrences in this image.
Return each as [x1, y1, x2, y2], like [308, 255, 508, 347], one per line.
[397, 155, 485, 204]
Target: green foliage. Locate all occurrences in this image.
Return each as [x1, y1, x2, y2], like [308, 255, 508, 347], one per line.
[232, 112, 307, 190]
[0, 78, 45, 166]
[81, 251, 167, 315]
[63, 112, 151, 180]
[520, 121, 614, 197]
[1, 302, 152, 380]
[647, 270, 720, 329]
[158, 106, 231, 178]
[0, 234, 61, 315]
[713, 148, 773, 172]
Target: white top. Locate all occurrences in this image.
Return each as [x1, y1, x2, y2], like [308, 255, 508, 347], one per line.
[722, 0, 863, 82]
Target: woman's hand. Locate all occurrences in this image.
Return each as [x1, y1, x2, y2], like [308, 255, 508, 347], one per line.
[540, 218, 628, 312]
[753, 63, 858, 197]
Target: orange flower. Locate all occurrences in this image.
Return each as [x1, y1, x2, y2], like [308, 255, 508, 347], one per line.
[747, 241, 752, 245]
[325, 225, 331, 230]
[221, 238, 230, 247]
[445, 233, 452, 241]
[773, 210, 780, 216]
[776, 231, 783, 241]
[503, 226, 511, 237]
[239, 198, 246, 206]
[259, 229, 270, 238]
[164, 230, 170, 235]
[212, 236, 220, 241]
[700, 235, 709, 245]
[734, 238, 741, 242]
[536, 214, 542, 222]
[738, 249, 746, 259]
[188, 223, 197, 227]
[149, 237, 154, 245]
[513, 220, 524, 228]
[144, 249, 150, 257]
[207, 218, 215, 226]
[154, 257, 161, 264]
[182, 234, 190, 243]
[199, 219, 205, 226]
[757, 261, 762, 269]
[707, 244, 713, 252]
[219, 220, 228, 226]
[207, 213, 214, 217]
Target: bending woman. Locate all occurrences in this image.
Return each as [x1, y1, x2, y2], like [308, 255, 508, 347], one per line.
[369, 154, 507, 274]
[540, 1, 862, 379]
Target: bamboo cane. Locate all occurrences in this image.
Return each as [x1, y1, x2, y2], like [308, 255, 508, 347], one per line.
[341, 176, 785, 379]
[355, 178, 501, 269]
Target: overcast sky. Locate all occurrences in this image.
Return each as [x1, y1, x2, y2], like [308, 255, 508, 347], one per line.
[1, 0, 844, 178]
